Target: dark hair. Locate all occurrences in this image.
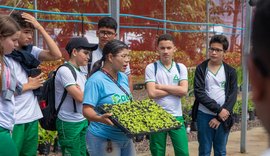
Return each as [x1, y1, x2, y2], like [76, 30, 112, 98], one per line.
[67, 47, 84, 57]
[251, 0, 270, 76]
[0, 15, 20, 91]
[98, 17, 117, 32]
[90, 40, 128, 76]
[157, 34, 175, 45]
[10, 12, 34, 29]
[209, 35, 229, 51]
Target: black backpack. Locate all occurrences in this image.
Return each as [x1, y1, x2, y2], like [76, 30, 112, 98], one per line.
[39, 63, 77, 131]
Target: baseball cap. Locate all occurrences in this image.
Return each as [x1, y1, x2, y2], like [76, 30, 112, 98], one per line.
[65, 37, 98, 54]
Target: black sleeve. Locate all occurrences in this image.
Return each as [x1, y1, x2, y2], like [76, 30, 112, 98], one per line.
[194, 66, 222, 114]
[222, 68, 238, 113]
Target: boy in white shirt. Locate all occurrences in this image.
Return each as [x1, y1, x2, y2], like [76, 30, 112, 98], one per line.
[193, 35, 237, 156]
[145, 34, 189, 156]
[80, 17, 133, 91]
[55, 37, 97, 155]
[7, 12, 62, 156]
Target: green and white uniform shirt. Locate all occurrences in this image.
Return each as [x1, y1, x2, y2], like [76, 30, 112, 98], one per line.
[145, 60, 188, 117]
[199, 64, 226, 115]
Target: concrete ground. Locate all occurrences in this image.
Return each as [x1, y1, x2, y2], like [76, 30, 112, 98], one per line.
[138, 127, 269, 156]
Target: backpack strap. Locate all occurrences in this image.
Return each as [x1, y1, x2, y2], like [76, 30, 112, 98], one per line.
[87, 52, 93, 78]
[55, 63, 78, 114]
[56, 88, 67, 114]
[63, 63, 78, 113]
[175, 62, 181, 75]
[154, 61, 158, 76]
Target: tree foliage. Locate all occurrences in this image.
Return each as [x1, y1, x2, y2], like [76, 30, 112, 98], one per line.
[2, 0, 243, 62]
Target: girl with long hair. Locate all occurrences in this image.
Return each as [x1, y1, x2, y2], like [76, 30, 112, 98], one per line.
[0, 14, 21, 156]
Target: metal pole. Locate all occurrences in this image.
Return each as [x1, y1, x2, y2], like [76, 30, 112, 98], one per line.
[33, 0, 38, 46]
[164, 0, 166, 34]
[240, 0, 252, 153]
[206, 0, 209, 58]
[110, 0, 120, 40]
[81, 13, 84, 37]
[108, 0, 111, 14]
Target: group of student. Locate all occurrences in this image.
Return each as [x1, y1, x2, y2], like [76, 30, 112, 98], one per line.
[1, 1, 270, 155]
[0, 12, 62, 156]
[0, 11, 236, 156]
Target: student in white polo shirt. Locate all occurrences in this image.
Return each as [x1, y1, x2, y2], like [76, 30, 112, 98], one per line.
[7, 12, 62, 156]
[145, 34, 189, 156]
[193, 35, 237, 156]
[55, 37, 97, 156]
[80, 17, 133, 91]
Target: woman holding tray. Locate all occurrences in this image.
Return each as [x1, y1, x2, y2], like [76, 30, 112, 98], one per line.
[83, 39, 135, 156]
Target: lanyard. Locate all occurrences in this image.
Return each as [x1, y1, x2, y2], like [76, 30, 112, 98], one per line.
[100, 68, 133, 102]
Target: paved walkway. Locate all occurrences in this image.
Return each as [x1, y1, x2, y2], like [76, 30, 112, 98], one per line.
[138, 127, 269, 156]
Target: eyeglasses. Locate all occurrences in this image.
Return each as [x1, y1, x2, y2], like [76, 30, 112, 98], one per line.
[209, 47, 224, 53]
[116, 54, 131, 60]
[98, 30, 116, 37]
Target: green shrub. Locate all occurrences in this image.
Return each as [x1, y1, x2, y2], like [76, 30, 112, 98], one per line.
[233, 100, 242, 115]
[248, 99, 255, 112]
[233, 98, 254, 114]
[38, 124, 57, 145]
[181, 96, 193, 123]
[236, 67, 243, 88]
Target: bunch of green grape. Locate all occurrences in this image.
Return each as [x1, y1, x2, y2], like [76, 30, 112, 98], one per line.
[102, 99, 181, 134]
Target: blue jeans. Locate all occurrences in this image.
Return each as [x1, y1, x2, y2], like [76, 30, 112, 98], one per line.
[86, 130, 136, 156]
[197, 111, 229, 156]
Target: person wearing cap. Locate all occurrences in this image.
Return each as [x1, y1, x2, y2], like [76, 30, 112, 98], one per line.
[55, 37, 97, 156]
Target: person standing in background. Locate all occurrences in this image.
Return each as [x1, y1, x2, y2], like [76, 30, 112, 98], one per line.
[193, 34, 237, 156]
[80, 17, 133, 91]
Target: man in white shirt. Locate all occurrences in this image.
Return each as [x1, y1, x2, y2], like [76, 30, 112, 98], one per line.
[80, 17, 133, 91]
[249, 0, 270, 155]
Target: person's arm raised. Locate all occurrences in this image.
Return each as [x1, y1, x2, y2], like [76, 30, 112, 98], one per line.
[22, 12, 62, 61]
